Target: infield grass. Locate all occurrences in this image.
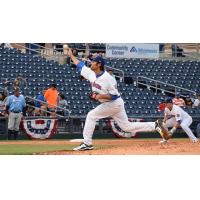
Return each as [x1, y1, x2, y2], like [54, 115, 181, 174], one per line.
[0, 143, 76, 155]
[0, 140, 115, 155]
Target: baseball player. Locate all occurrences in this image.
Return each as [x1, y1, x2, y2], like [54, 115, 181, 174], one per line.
[159, 98, 198, 144]
[193, 94, 200, 108]
[65, 46, 170, 151]
[5, 87, 26, 140]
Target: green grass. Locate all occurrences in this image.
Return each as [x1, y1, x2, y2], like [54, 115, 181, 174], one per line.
[0, 140, 114, 155]
[0, 144, 75, 155]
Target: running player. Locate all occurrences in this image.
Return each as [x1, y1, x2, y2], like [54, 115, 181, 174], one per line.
[66, 46, 170, 150]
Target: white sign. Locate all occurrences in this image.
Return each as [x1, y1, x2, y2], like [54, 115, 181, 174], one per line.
[106, 43, 159, 59]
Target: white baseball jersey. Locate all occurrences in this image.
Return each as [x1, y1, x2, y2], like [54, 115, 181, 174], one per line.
[164, 105, 197, 142]
[76, 61, 157, 145]
[80, 64, 120, 102]
[164, 105, 191, 122]
[193, 99, 200, 107]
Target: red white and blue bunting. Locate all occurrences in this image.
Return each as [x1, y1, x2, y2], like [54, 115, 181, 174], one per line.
[109, 118, 144, 138]
[22, 119, 58, 139]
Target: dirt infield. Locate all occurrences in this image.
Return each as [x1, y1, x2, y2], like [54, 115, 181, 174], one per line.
[0, 139, 200, 155]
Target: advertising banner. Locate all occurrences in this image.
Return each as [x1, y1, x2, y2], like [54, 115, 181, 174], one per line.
[106, 43, 159, 59]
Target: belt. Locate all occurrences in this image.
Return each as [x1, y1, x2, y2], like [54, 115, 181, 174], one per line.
[114, 96, 121, 100]
[11, 111, 21, 113]
[100, 96, 121, 103]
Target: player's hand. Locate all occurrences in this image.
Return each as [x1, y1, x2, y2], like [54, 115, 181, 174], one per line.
[63, 44, 72, 56]
[94, 94, 101, 100]
[89, 92, 99, 101]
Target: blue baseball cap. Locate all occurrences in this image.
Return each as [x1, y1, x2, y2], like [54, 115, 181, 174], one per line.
[92, 56, 105, 67]
[165, 98, 173, 103]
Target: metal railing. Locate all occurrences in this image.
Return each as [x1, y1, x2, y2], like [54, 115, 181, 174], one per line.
[136, 76, 196, 97]
[25, 96, 71, 119]
[13, 43, 52, 57]
[0, 84, 71, 119]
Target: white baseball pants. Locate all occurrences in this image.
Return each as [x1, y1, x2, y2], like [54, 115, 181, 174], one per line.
[83, 98, 156, 145]
[164, 116, 197, 141]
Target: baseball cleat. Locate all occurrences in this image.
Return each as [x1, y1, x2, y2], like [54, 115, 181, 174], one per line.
[159, 139, 169, 144]
[155, 119, 172, 140]
[192, 139, 198, 143]
[73, 143, 94, 151]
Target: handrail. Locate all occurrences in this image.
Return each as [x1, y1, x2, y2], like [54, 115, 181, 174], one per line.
[13, 43, 52, 57]
[0, 85, 71, 118]
[25, 96, 71, 115]
[105, 65, 124, 81]
[137, 76, 196, 97]
[0, 86, 8, 92]
[26, 103, 65, 118]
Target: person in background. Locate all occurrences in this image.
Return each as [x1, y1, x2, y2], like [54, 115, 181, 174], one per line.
[25, 106, 35, 116]
[35, 89, 46, 108]
[173, 93, 185, 107]
[0, 92, 7, 116]
[158, 101, 166, 112]
[57, 93, 68, 116]
[44, 84, 59, 116]
[192, 94, 200, 108]
[5, 88, 26, 140]
[185, 95, 193, 108]
[35, 89, 47, 116]
[193, 94, 200, 108]
[13, 75, 27, 90]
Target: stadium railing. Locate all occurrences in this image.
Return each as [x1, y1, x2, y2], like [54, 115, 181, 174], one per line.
[136, 76, 196, 98]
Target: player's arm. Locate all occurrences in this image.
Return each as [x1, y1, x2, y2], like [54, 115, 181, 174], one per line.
[94, 94, 112, 101]
[66, 47, 79, 66]
[163, 114, 168, 123]
[44, 90, 49, 99]
[169, 112, 182, 134]
[66, 46, 96, 82]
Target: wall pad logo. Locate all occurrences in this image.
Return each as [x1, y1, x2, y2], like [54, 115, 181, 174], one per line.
[130, 46, 137, 53]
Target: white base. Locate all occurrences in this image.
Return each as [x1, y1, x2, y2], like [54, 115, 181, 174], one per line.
[69, 139, 84, 143]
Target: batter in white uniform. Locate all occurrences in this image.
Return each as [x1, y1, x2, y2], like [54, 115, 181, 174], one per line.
[66, 47, 166, 151]
[160, 98, 198, 143]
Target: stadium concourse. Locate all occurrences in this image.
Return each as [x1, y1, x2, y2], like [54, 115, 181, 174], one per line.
[0, 44, 200, 139]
